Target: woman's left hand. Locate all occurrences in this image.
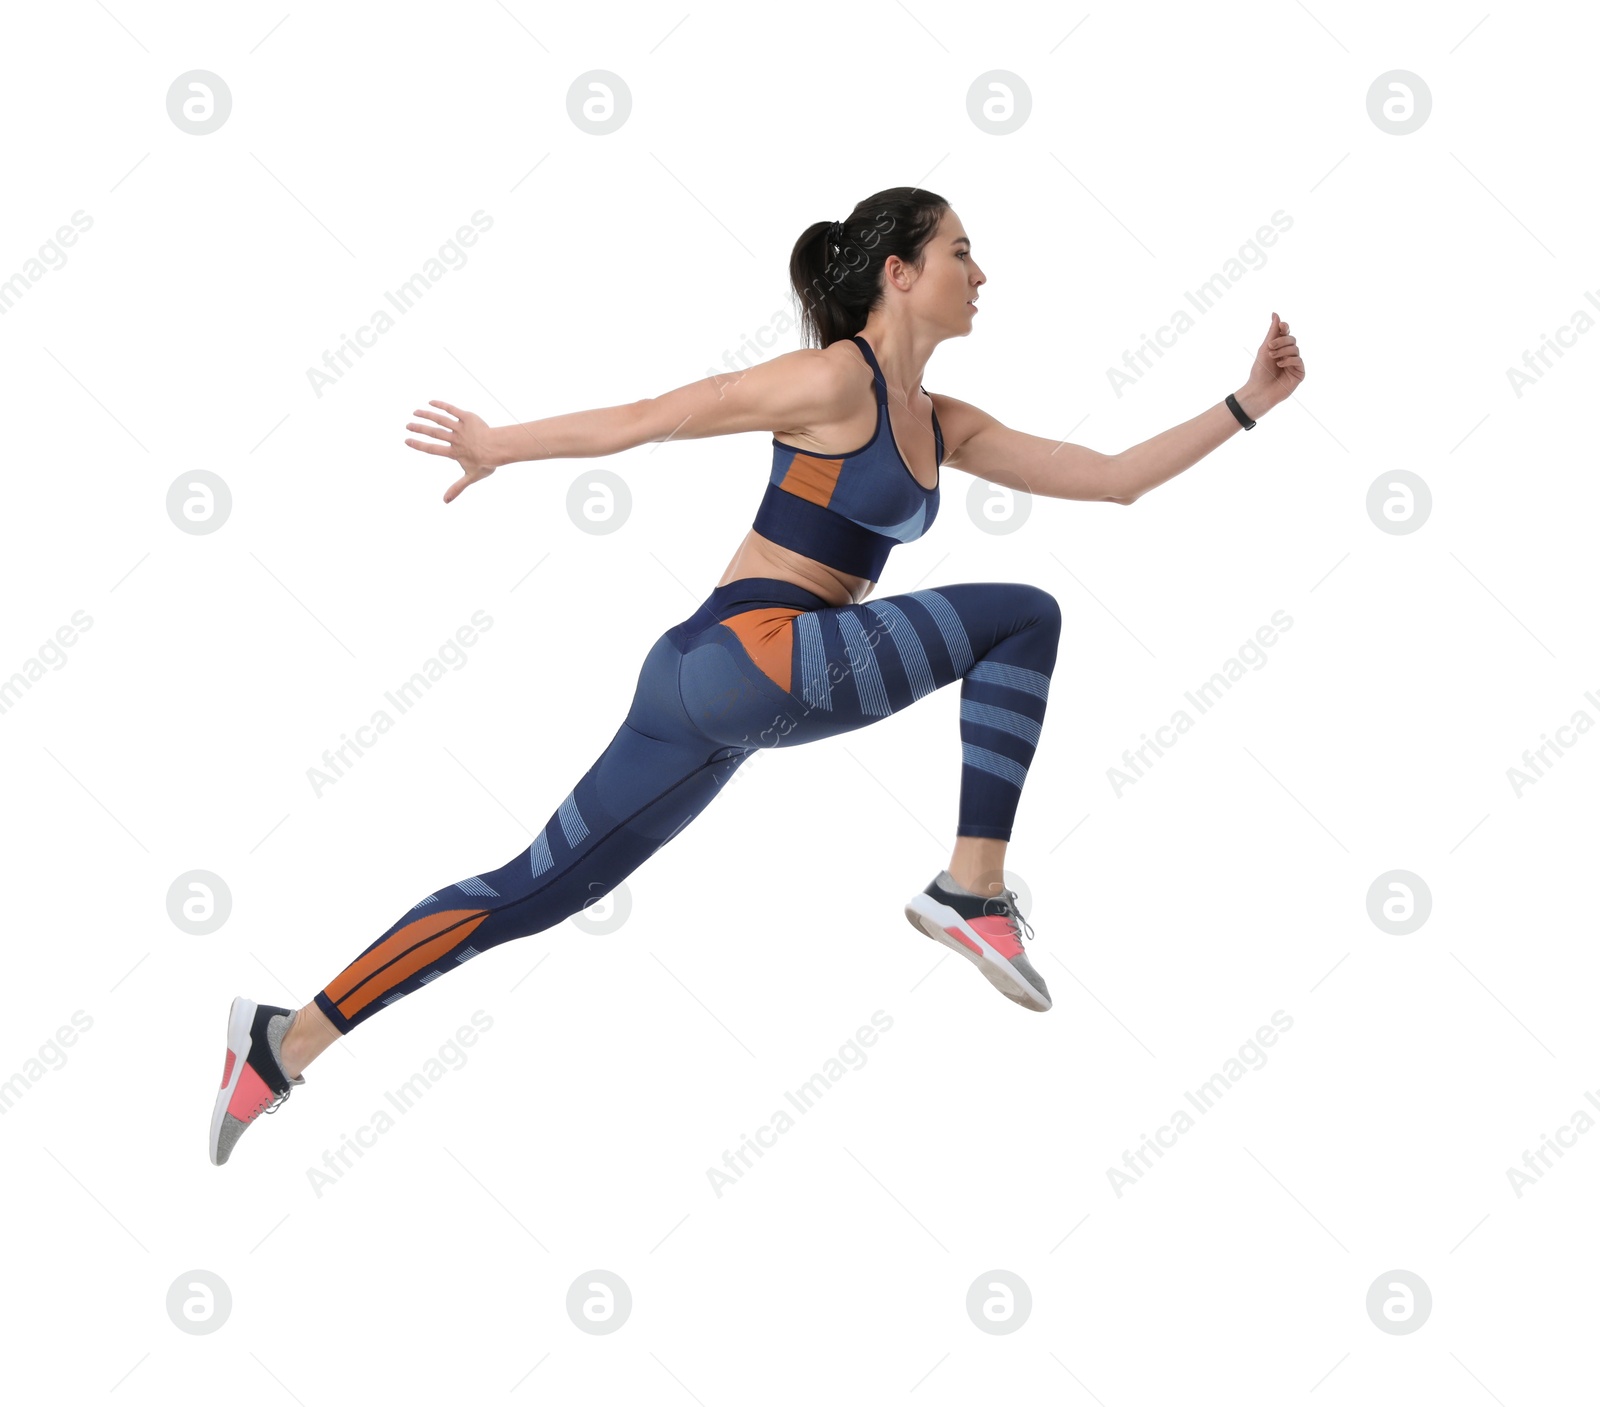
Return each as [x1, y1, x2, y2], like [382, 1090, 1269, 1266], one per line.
[1243, 311, 1305, 413]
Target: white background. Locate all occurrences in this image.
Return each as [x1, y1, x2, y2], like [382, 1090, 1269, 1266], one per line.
[2, 0, 1596, 1400]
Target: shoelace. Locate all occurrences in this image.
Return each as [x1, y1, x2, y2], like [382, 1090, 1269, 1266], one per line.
[251, 1086, 292, 1119]
[986, 888, 1035, 946]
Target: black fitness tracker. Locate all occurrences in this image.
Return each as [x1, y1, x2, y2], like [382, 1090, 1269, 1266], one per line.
[1225, 393, 1256, 430]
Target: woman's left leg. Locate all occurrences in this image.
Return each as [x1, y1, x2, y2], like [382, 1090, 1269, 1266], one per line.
[302, 578, 1063, 1050]
[269, 629, 753, 1085]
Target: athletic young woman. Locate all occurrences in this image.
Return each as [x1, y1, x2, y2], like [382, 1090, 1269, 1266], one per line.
[211, 187, 1304, 1164]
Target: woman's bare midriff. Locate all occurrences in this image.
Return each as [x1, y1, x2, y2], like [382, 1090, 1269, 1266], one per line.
[715, 529, 873, 608]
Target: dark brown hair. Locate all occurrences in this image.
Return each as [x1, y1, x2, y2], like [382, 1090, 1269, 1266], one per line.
[788, 187, 950, 349]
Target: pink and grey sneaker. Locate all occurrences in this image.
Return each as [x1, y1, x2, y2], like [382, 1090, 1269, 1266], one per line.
[209, 997, 305, 1166]
[904, 871, 1051, 1012]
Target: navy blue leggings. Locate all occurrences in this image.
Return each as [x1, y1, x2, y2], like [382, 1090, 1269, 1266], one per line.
[314, 577, 1061, 1033]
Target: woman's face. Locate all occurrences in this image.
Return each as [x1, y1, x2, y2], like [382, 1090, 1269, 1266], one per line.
[881, 206, 986, 334]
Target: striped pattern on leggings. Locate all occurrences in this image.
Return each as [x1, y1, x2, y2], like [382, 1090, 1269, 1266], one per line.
[312, 577, 1061, 1034]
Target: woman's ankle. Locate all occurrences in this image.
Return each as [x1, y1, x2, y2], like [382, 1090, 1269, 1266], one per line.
[944, 864, 1006, 897]
[946, 836, 1008, 896]
[279, 1004, 336, 1079]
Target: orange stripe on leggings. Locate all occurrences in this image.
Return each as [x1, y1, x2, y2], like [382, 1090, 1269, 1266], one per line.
[323, 907, 490, 1021]
[721, 607, 799, 694]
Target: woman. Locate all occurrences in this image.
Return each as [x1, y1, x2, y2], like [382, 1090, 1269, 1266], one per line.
[210, 187, 1304, 1165]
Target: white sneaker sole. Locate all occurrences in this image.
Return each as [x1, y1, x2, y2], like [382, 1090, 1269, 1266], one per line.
[904, 894, 1051, 1012]
[209, 996, 256, 1166]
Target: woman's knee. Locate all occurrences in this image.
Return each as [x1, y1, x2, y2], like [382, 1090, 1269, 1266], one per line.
[1011, 583, 1062, 635]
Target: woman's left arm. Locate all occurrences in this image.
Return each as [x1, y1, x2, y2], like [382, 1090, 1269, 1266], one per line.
[1110, 311, 1305, 504]
[933, 312, 1304, 505]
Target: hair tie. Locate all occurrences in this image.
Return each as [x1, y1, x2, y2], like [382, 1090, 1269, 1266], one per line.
[827, 219, 844, 248]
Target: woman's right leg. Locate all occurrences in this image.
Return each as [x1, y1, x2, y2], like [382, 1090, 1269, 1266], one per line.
[680, 577, 1063, 846]
[671, 576, 1064, 1014]
[283, 624, 753, 1074]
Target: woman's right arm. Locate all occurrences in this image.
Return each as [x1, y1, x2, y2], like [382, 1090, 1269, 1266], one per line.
[406, 348, 846, 503]
[497, 347, 846, 462]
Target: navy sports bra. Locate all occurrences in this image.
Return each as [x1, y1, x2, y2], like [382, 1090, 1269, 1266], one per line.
[750, 335, 942, 581]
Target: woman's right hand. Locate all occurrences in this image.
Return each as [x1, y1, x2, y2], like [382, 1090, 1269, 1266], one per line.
[405, 401, 499, 504]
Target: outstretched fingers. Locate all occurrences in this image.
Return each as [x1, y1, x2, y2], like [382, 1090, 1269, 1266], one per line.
[407, 418, 454, 441]
[406, 401, 458, 454]
[407, 402, 466, 455]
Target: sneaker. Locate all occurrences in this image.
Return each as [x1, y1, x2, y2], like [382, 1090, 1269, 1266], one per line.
[904, 871, 1051, 1012]
[209, 997, 305, 1166]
